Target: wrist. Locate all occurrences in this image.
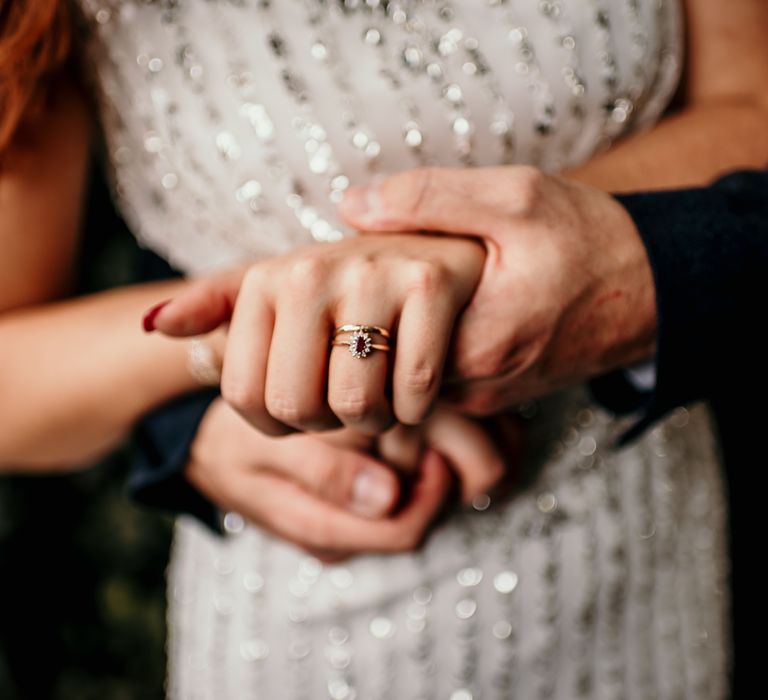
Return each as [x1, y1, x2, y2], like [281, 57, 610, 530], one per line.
[590, 193, 658, 373]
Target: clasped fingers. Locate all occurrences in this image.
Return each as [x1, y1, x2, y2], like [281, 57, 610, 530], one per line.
[149, 234, 485, 435]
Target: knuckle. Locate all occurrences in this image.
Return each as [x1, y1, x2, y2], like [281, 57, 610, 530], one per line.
[401, 364, 438, 398]
[343, 256, 378, 296]
[329, 390, 377, 424]
[285, 256, 329, 298]
[457, 345, 508, 379]
[382, 167, 435, 218]
[241, 264, 267, 295]
[221, 378, 262, 416]
[264, 392, 316, 427]
[406, 259, 449, 295]
[513, 166, 546, 214]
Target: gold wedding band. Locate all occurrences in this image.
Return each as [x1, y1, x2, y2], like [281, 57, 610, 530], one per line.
[334, 324, 391, 339]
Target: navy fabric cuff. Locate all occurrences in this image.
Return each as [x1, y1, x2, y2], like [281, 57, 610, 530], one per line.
[592, 169, 768, 443]
[129, 388, 222, 533]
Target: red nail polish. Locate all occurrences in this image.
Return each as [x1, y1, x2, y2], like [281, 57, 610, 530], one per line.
[142, 299, 171, 332]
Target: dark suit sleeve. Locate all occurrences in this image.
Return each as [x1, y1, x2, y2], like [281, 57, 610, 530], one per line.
[130, 388, 222, 532]
[590, 169, 768, 442]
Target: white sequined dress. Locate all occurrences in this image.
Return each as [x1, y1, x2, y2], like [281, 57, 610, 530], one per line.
[75, 1, 731, 698]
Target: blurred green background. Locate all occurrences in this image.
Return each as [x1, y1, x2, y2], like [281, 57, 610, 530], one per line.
[0, 165, 172, 700]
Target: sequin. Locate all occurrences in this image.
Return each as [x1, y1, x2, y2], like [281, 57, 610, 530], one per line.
[328, 627, 350, 646]
[311, 41, 329, 61]
[216, 131, 242, 160]
[310, 219, 334, 241]
[235, 179, 262, 202]
[243, 571, 264, 593]
[457, 567, 484, 587]
[369, 616, 395, 639]
[289, 640, 311, 659]
[326, 646, 352, 669]
[472, 494, 491, 511]
[413, 586, 433, 606]
[148, 56, 164, 73]
[159, 172, 177, 190]
[578, 436, 597, 456]
[308, 142, 333, 173]
[213, 593, 233, 616]
[222, 511, 245, 534]
[443, 84, 463, 103]
[289, 578, 311, 598]
[239, 102, 276, 141]
[450, 689, 473, 700]
[143, 132, 163, 153]
[352, 131, 369, 149]
[537, 492, 558, 514]
[213, 555, 235, 576]
[364, 27, 382, 45]
[328, 679, 353, 700]
[455, 598, 478, 619]
[331, 175, 350, 191]
[407, 617, 427, 633]
[288, 605, 309, 623]
[492, 620, 513, 640]
[452, 117, 471, 136]
[240, 638, 270, 661]
[426, 62, 443, 80]
[402, 45, 423, 69]
[364, 140, 381, 158]
[407, 603, 427, 621]
[494, 571, 519, 594]
[329, 567, 354, 589]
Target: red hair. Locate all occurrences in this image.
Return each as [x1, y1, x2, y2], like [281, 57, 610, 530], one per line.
[0, 0, 71, 151]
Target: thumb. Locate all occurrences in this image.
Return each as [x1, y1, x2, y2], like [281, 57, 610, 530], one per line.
[337, 167, 500, 235]
[142, 267, 247, 337]
[425, 411, 505, 504]
[275, 437, 401, 519]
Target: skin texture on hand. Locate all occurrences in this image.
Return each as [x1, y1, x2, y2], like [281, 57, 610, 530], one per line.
[185, 399, 517, 560]
[338, 166, 657, 415]
[148, 234, 486, 436]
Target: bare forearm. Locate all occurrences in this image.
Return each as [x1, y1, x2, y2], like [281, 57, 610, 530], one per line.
[566, 100, 768, 192]
[0, 280, 199, 470]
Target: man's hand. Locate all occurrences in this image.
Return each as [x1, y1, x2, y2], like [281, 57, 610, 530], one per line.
[338, 166, 657, 414]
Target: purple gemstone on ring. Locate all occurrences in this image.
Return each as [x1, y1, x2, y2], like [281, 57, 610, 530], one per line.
[354, 335, 368, 355]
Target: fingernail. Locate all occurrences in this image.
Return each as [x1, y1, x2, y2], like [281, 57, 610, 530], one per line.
[351, 465, 394, 518]
[339, 186, 379, 223]
[142, 299, 171, 333]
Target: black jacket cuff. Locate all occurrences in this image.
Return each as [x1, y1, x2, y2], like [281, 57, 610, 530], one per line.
[129, 388, 222, 532]
[592, 169, 768, 442]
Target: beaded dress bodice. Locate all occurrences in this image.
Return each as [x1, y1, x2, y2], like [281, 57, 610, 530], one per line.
[76, 1, 731, 699]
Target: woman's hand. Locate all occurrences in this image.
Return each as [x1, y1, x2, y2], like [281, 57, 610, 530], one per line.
[146, 234, 485, 437]
[185, 400, 519, 558]
[186, 398, 450, 556]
